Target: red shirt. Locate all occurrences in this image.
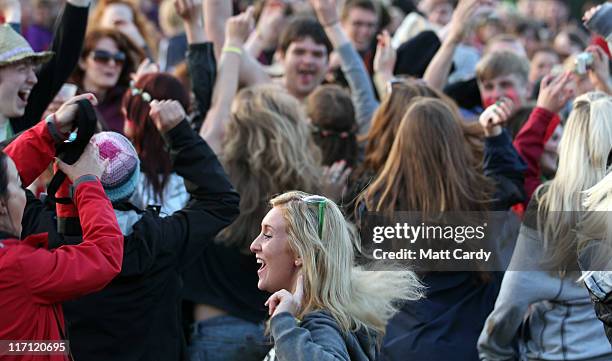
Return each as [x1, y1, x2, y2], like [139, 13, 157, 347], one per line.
[0, 121, 123, 360]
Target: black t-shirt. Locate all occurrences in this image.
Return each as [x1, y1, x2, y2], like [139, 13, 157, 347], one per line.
[444, 77, 482, 110]
[182, 239, 270, 324]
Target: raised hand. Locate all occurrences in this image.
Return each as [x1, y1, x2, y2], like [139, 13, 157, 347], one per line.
[536, 71, 574, 114]
[446, 0, 491, 44]
[254, 1, 289, 48]
[586, 45, 611, 94]
[479, 97, 514, 137]
[149, 100, 186, 133]
[321, 160, 351, 202]
[54, 93, 98, 134]
[56, 142, 108, 182]
[116, 21, 147, 48]
[225, 6, 255, 47]
[174, 0, 203, 24]
[265, 275, 304, 317]
[373, 30, 396, 77]
[310, 0, 339, 27]
[131, 58, 160, 83]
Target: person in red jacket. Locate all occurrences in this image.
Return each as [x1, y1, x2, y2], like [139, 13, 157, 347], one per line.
[0, 93, 124, 361]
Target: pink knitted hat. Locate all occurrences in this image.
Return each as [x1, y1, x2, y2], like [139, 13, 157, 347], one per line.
[90, 132, 140, 202]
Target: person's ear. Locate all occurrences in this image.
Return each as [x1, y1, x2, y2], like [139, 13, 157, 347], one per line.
[78, 57, 87, 72]
[279, 50, 286, 64]
[294, 257, 303, 267]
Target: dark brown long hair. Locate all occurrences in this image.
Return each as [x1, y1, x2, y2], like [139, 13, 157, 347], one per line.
[360, 97, 493, 217]
[121, 73, 190, 201]
[355, 81, 483, 180]
[71, 28, 143, 89]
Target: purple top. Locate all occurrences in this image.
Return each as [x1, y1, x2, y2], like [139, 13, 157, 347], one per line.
[24, 25, 53, 52]
[96, 86, 128, 134]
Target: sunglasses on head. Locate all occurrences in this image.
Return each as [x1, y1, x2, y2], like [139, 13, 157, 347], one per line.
[91, 49, 126, 66]
[301, 195, 328, 240]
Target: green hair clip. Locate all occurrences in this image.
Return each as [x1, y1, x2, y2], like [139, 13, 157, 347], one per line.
[302, 195, 327, 239]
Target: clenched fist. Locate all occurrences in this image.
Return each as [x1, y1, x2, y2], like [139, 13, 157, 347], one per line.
[148, 100, 186, 133]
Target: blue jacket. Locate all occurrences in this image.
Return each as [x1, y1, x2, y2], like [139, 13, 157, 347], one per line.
[381, 130, 526, 361]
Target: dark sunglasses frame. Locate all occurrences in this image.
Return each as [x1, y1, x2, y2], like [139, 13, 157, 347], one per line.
[90, 49, 126, 66]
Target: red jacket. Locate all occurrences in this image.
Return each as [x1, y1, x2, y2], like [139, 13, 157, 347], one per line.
[512, 106, 560, 206]
[0, 121, 123, 361]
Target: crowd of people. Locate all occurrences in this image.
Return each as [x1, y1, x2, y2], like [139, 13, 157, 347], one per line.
[1, 0, 612, 360]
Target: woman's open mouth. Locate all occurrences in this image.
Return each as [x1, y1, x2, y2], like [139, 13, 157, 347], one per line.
[256, 257, 267, 275]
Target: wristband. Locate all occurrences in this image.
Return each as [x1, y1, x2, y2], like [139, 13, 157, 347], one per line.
[222, 46, 243, 56]
[322, 19, 340, 28]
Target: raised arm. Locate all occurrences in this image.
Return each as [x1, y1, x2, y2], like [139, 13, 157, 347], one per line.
[245, 2, 288, 59]
[311, 0, 378, 135]
[200, 8, 254, 154]
[175, 0, 215, 127]
[373, 30, 396, 99]
[423, 0, 482, 90]
[204, 0, 232, 60]
[4, 94, 97, 186]
[10, 0, 91, 134]
[19, 142, 123, 304]
[148, 100, 240, 269]
[479, 99, 526, 210]
[204, 0, 270, 88]
[175, 0, 206, 44]
[585, 45, 612, 95]
[513, 72, 573, 205]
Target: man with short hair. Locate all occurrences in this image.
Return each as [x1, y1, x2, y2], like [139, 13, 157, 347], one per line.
[337, 0, 379, 77]
[340, 0, 378, 53]
[476, 50, 531, 109]
[277, 17, 332, 101]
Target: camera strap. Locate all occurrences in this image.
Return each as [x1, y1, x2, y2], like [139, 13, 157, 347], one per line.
[46, 100, 97, 205]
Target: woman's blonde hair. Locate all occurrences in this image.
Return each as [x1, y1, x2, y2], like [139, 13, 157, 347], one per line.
[271, 191, 424, 340]
[537, 92, 612, 271]
[576, 172, 612, 274]
[220, 85, 322, 251]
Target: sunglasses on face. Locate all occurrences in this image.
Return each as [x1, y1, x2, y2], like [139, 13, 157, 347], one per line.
[90, 49, 126, 66]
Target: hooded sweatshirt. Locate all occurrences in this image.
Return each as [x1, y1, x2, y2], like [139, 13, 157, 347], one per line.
[477, 195, 612, 361]
[269, 311, 378, 361]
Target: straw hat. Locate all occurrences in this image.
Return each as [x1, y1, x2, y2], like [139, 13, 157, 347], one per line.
[0, 25, 54, 67]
